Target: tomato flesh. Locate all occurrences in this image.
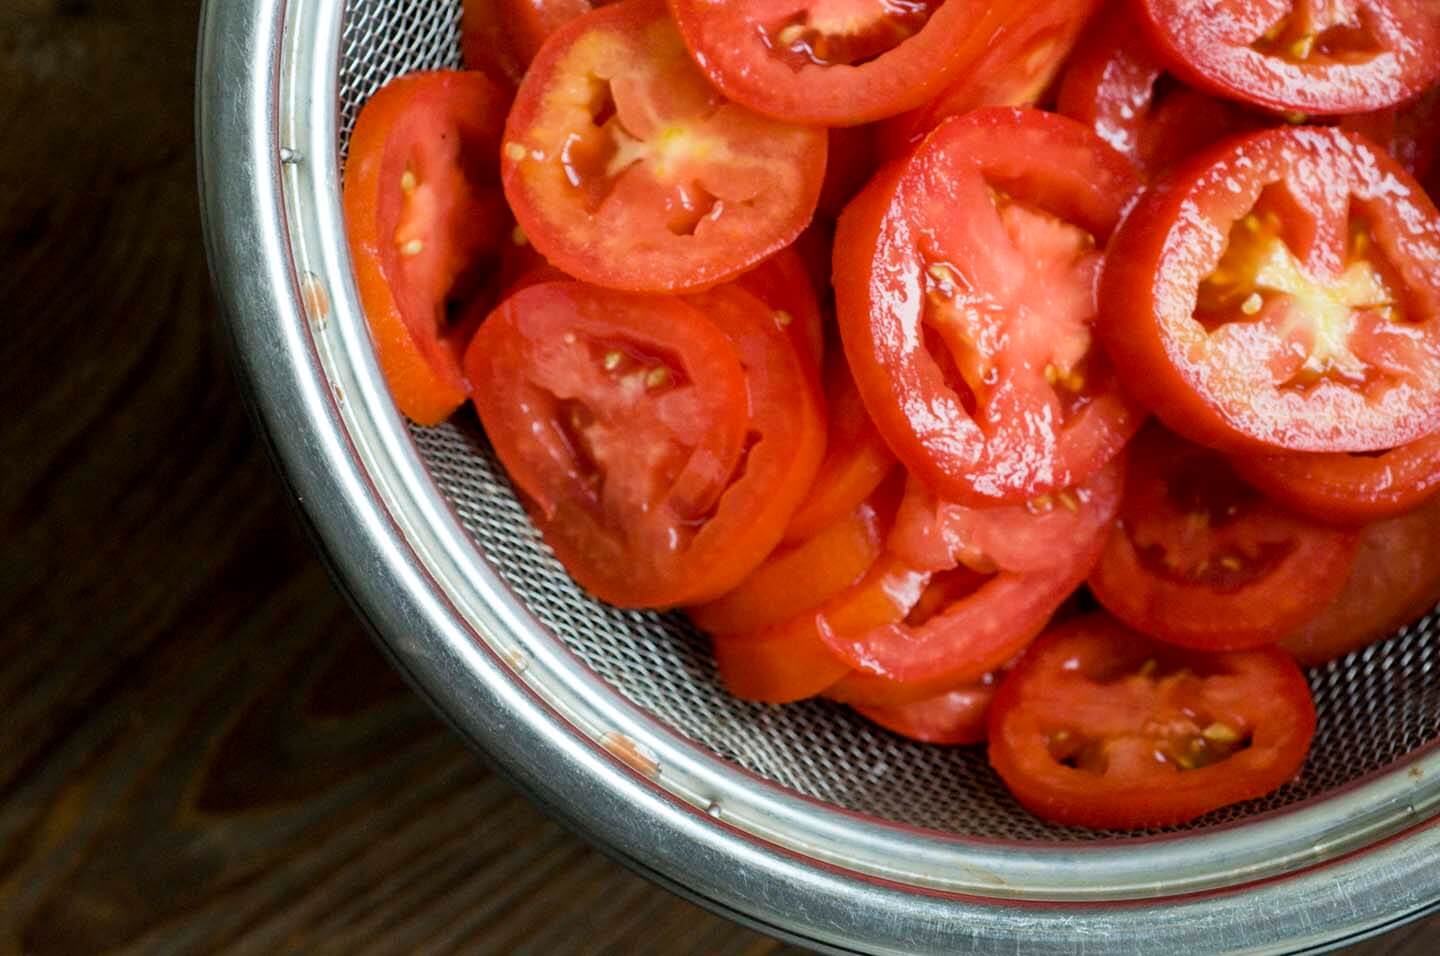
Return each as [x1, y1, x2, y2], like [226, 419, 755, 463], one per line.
[343, 71, 510, 425]
[835, 108, 1143, 504]
[1090, 428, 1359, 650]
[1101, 127, 1440, 453]
[1136, 0, 1440, 115]
[502, 0, 827, 293]
[988, 614, 1317, 829]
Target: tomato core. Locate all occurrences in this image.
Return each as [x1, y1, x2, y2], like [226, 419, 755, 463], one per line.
[761, 0, 945, 70]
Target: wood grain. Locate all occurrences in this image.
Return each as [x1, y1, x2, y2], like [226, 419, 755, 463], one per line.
[0, 1, 1433, 953]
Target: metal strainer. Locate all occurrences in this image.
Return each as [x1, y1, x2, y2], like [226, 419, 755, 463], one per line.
[196, 0, 1440, 951]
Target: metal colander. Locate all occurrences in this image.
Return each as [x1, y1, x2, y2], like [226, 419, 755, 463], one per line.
[197, 0, 1440, 951]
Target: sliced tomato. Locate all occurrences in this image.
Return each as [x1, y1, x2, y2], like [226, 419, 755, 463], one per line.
[879, 0, 1100, 157]
[664, 0, 1014, 125]
[500, 0, 827, 294]
[988, 614, 1316, 829]
[835, 108, 1144, 504]
[1101, 126, 1440, 454]
[1090, 428, 1359, 650]
[849, 680, 1001, 745]
[715, 553, 929, 704]
[1281, 495, 1440, 666]
[783, 347, 896, 544]
[1232, 429, 1440, 524]
[1339, 88, 1440, 182]
[735, 248, 826, 381]
[889, 454, 1124, 575]
[1055, 6, 1259, 176]
[818, 125, 880, 220]
[461, 0, 526, 87]
[465, 280, 823, 607]
[1136, 0, 1440, 115]
[343, 71, 510, 425]
[687, 478, 896, 635]
[499, 0, 599, 67]
[820, 519, 1105, 691]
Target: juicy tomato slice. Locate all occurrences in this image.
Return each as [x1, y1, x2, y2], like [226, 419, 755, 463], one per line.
[1281, 495, 1440, 666]
[835, 108, 1144, 504]
[735, 248, 826, 381]
[1136, 0, 1440, 115]
[1055, 6, 1259, 177]
[664, 0, 1015, 125]
[849, 679, 1001, 745]
[1090, 428, 1359, 650]
[715, 552, 928, 704]
[889, 454, 1124, 575]
[784, 348, 897, 543]
[687, 479, 895, 636]
[879, 0, 1101, 157]
[1231, 429, 1440, 524]
[465, 280, 823, 607]
[820, 519, 1106, 691]
[501, 0, 827, 294]
[988, 614, 1317, 829]
[1339, 88, 1440, 182]
[1101, 127, 1440, 454]
[343, 71, 510, 425]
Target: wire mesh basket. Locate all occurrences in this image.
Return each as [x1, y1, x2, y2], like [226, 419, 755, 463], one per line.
[197, 0, 1440, 951]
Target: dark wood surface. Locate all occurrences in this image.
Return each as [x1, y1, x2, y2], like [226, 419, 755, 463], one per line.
[0, 1, 1435, 953]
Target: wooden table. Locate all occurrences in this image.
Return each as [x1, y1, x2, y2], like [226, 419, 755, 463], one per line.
[0, 2, 1434, 952]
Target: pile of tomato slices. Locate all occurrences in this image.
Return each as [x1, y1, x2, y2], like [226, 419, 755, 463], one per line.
[342, 0, 1440, 830]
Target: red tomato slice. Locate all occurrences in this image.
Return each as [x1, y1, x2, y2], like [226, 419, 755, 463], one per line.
[1056, 6, 1260, 177]
[784, 349, 897, 544]
[1281, 495, 1440, 666]
[834, 108, 1144, 504]
[850, 680, 1001, 745]
[500, 0, 827, 294]
[499, 0, 599, 67]
[889, 454, 1124, 575]
[1339, 88, 1440, 182]
[465, 280, 823, 607]
[343, 71, 510, 425]
[1101, 126, 1440, 454]
[664, 0, 1013, 125]
[1135, 0, 1440, 115]
[1231, 429, 1440, 524]
[1090, 428, 1359, 651]
[879, 0, 1100, 157]
[735, 248, 826, 381]
[461, 0, 526, 87]
[687, 480, 895, 636]
[820, 519, 1105, 691]
[715, 553, 929, 704]
[988, 614, 1316, 829]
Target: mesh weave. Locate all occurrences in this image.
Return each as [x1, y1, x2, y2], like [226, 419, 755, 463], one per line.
[336, 0, 1440, 841]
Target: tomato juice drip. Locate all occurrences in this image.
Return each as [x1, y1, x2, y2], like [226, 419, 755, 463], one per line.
[761, 0, 944, 70]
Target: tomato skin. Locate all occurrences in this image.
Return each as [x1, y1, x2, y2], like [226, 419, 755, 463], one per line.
[665, 0, 1011, 125]
[1231, 430, 1440, 525]
[1281, 495, 1440, 666]
[1090, 429, 1359, 651]
[879, 0, 1100, 157]
[501, 0, 827, 294]
[1135, 0, 1440, 115]
[835, 108, 1144, 504]
[343, 70, 509, 425]
[1100, 127, 1440, 455]
[988, 614, 1316, 829]
[466, 280, 822, 607]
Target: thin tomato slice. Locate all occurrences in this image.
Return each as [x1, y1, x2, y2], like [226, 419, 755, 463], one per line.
[889, 455, 1124, 574]
[499, 0, 600, 67]
[820, 522, 1105, 691]
[849, 680, 1001, 745]
[687, 478, 896, 636]
[988, 614, 1316, 829]
[835, 108, 1144, 504]
[879, 0, 1100, 157]
[735, 248, 826, 381]
[1232, 430, 1440, 524]
[343, 71, 510, 425]
[1101, 127, 1440, 454]
[1281, 496, 1440, 666]
[1136, 0, 1440, 115]
[466, 280, 822, 607]
[784, 349, 897, 544]
[1090, 428, 1359, 651]
[665, 0, 1015, 126]
[501, 0, 827, 294]
[1055, 5, 1258, 177]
